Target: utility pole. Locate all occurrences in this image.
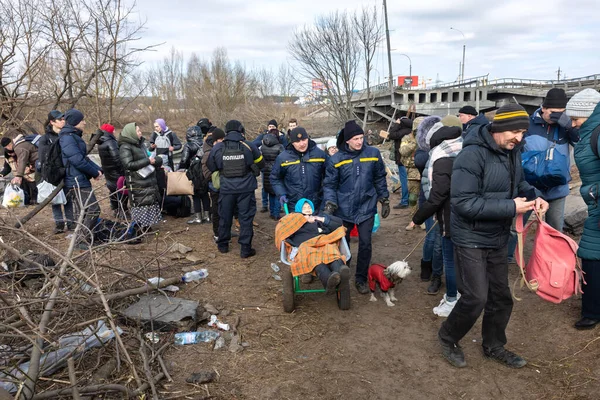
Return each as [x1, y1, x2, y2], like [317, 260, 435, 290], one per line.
[383, 0, 395, 106]
[557, 67, 562, 81]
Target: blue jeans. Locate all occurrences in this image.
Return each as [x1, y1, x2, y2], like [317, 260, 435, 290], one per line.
[423, 216, 443, 276]
[398, 165, 409, 206]
[268, 193, 281, 217]
[52, 200, 74, 226]
[442, 236, 457, 300]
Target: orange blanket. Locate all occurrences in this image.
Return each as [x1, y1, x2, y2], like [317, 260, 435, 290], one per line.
[275, 213, 347, 277]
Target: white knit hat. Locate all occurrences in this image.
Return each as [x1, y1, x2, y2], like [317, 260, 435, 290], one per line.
[566, 88, 600, 118]
[326, 138, 337, 149]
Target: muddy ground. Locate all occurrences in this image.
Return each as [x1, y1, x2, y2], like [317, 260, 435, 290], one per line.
[5, 181, 598, 400]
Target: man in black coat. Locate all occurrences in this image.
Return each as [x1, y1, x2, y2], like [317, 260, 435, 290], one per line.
[387, 116, 413, 208]
[438, 104, 548, 369]
[207, 120, 265, 258]
[97, 123, 126, 217]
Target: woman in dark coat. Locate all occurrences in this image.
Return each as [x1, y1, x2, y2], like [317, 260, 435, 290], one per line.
[118, 122, 163, 229]
[180, 126, 210, 224]
[261, 130, 284, 219]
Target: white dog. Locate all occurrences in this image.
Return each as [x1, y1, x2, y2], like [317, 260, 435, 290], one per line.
[368, 261, 412, 307]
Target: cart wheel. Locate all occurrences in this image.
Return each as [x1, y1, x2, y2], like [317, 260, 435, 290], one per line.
[282, 268, 295, 313]
[337, 276, 351, 310]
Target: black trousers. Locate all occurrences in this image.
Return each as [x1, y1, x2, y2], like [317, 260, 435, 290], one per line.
[210, 191, 219, 236]
[67, 186, 101, 245]
[581, 259, 600, 319]
[439, 245, 514, 351]
[343, 216, 375, 284]
[217, 191, 256, 254]
[315, 259, 345, 288]
[193, 192, 210, 214]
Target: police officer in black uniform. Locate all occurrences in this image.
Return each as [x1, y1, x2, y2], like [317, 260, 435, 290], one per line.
[207, 120, 265, 258]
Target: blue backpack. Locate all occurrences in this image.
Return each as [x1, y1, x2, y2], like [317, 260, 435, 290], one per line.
[522, 127, 571, 190]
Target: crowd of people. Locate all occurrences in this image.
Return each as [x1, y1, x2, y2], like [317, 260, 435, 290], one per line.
[2, 86, 600, 369]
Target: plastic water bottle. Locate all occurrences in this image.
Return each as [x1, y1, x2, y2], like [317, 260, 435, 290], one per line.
[182, 269, 208, 283]
[174, 330, 219, 345]
[271, 263, 280, 272]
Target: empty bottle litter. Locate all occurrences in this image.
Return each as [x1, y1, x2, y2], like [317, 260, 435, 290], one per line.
[174, 330, 219, 345]
[182, 269, 209, 283]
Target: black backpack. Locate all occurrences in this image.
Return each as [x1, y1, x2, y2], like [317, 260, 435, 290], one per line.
[186, 154, 206, 188]
[43, 138, 66, 186]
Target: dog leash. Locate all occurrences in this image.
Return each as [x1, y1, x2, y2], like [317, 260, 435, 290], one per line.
[402, 220, 438, 261]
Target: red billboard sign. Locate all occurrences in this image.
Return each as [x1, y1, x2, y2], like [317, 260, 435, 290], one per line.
[398, 76, 419, 87]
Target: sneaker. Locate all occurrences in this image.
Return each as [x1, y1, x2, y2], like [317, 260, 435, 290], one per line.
[260, 207, 268, 213]
[66, 223, 76, 231]
[187, 213, 202, 224]
[218, 246, 229, 254]
[355, 281, 370, 295]
[393, 203, 409, 209]
[405, 221, 416, 231]
[433, 293, 460, 317]
[483, 347, 527, 369]
[427, 275, 443, 295]
[241, 248, 256, 258]
[326, 272, 341, 294]
[53, 224, 65, 234]
[420, 224, 426, 230]
[439, 336, 467, 368]
[300, 274, 313, 284]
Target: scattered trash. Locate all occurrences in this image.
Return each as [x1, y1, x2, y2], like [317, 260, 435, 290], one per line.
[174, 330, 219, 345]
[0, 321, 121, 394]
[208, 315, 229, 331]
[182, 269, 208, 283]
[272, 274, 282, 281]
[147, 277, 179, 292]
[170, 242, 193, 254]
[186, 371, 217, 384]
[145, 332, 160, 344]
[270, 263, 280, 272]
[122, 295, 201, 331]
[213, 337, 226, 350]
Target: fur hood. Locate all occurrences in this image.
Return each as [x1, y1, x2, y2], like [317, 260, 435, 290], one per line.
[416, 115, 441, 152]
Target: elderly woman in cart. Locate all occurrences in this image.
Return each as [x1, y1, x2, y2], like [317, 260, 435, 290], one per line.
[275, 198, 350, 294]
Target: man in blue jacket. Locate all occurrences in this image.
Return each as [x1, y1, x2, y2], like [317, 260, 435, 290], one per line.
[270, 127, 326, 212]
[523, 88, 579, 231]
[323, 120, 390, 294]
[59, 109, 103, 248]
[458, 105, 489, 137]
[208, 120, 265, 258]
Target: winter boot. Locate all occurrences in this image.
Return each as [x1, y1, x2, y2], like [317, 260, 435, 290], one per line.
[420, 259, 433, 282]
[187, 213, 202, 224]
[202, 211, 211, 224]
[428, 275, 443, 295]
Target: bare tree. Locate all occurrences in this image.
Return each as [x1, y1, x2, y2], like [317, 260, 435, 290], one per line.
[289, 11, 360, 124]
[353, 6, 384, 129]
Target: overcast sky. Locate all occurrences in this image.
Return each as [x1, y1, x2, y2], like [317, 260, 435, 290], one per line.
[134, 0, 600, 93]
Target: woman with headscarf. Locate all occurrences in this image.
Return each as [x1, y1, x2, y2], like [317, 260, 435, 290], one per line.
[149, 118, 181, 171]
[119, 123, 163, 231]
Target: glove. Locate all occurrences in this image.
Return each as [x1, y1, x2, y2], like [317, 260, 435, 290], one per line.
[549, 111, 571, 129]
[324, 201, 338, 215]
[250, 164, 261, 177]
[379, 198, 390, 219]
[279, 195, 288, 207]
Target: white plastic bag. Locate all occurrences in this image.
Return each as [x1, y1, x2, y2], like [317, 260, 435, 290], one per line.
[37, 180, 67, 205]
[2, 184, 24, 208]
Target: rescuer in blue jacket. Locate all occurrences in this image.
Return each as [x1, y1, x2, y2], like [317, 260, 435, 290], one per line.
[323, 120, 390, 294]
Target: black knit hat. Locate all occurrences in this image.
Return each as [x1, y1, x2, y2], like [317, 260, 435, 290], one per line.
[289, 127, 308, 143]
[458, 105, 478, 116]
[542, 88, 568, 109]
[225, 119, 244, 134]
[342, 120, 364, 142]
[268, 119, 277, 127]
[490, 104, 530, 133]
[1, 137, 12, 147]
[211, 128, 225, 141]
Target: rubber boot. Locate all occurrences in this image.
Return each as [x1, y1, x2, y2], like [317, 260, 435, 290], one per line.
[187, 213, 202, 224]
[420, 259, 432, 282]
[202, 211, 211, 224]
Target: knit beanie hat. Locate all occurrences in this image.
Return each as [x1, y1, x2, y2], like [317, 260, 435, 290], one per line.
[211, 128, 225, 141]
[416, 115, 441, 151]
[542, 88, 568, 109]
[290, 127, 309, 143]
[294, 198, 315, 214]
[490, 104, 530, 133]
[342, 120, 364, 142]
[1, 137, 11, 147]
[458, 105, 478, 116]
[412, 117, 425, 132]
[268, 119, 277, 128]
[326, 138, 337, 150]
[225, 120, 245, 134]
[101, 123, 115, 134]
[441, 115, 463, 129]
[566, 88, 600, 118]
[155, 118, 167, 132]
[65, 109, 84, 126]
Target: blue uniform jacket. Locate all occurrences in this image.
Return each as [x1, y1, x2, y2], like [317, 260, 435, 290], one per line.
[59, 125, 101, 189]
[270, 140, 327, 211]
[323, 143, 389, 225]
[523, 108, 579, 200]
[207, 131, 264, 194]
